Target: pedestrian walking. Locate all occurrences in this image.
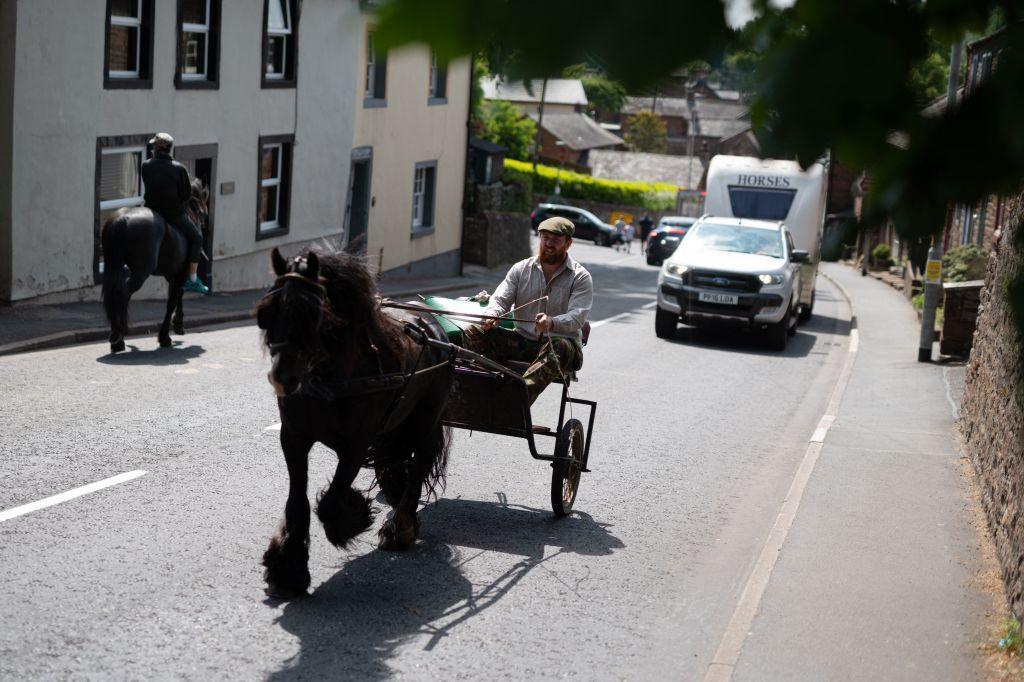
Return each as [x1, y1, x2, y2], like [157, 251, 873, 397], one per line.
[623, 221, 634, 253]
[639, 212, 654, 253]
[614, 218, 626, 252]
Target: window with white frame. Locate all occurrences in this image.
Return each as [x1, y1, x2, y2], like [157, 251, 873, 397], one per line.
[258, 137, 293, 236]
[179, 0, 212, 81]
[365, 32, 376, 97]
[364, 30, 387, 102]
[260, 144, 283, 231]
[428, 50, 447, 101]
[107, 0, 144, 78]
[411, 163, 437, 233]
[97, 146, 146, 274]
[265, 0, 292, 80]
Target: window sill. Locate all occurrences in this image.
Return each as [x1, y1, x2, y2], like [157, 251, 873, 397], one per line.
[410, 227, 435, 239]
[261, 78, 296, 90]
[104, 77, 154, 90]
[175, 78, 220, 90]
[256, 226, 290, 241]
[363, 98, 387, 109]
[428, 97, 448, 106]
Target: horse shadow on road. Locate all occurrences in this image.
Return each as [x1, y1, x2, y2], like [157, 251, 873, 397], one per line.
[95, 341, 206, 366]
[267, 498, 624, 680]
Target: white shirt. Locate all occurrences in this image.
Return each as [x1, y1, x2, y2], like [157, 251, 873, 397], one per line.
[483, 254, 594, 343]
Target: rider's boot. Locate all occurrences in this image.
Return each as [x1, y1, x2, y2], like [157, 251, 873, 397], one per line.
[183, 277, 210, 295]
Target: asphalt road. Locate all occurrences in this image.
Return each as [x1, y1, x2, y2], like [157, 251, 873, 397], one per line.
[0, 239, 852, 679]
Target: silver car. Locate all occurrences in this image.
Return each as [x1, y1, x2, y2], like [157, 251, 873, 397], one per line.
[654, 217, 809, 350]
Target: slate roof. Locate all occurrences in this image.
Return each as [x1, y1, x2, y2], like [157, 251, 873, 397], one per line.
[622, 96, 748, 122]
[530, 113, 623, 151]
[589, 150, 705, 189]
[482, 78, 588, 107]
[468, 136, 506, 153]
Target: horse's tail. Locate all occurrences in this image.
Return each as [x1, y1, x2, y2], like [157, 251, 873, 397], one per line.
[101, 212, 130, 333]
[422, 424, 452, 502]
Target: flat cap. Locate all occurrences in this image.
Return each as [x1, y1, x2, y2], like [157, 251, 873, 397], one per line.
[149, 132, 174, 146]
[537, 216, 574, 238]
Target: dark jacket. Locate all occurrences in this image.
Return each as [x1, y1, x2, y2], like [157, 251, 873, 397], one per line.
[141, 152, 192, 215]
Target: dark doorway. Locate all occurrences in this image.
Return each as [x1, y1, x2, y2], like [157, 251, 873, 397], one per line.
[345, 148, 372, 256]
[175, 143, 217, 290]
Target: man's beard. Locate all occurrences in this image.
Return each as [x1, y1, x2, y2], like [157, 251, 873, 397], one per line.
[537, 244, 566, 265]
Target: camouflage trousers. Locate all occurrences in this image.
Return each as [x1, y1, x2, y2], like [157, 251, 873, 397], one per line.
[462, 326, 581, 404]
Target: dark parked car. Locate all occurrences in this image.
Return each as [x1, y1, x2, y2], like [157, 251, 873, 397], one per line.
[645, 216, 697, 265]
[530, 203, 620, 246]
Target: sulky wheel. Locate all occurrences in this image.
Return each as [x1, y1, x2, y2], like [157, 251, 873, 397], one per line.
[551, 418, 585, 517]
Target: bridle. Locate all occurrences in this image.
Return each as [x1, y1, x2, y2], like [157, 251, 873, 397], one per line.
[261, 271, 327, 357]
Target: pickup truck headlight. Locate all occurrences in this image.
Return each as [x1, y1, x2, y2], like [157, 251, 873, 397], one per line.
[758, 273, 784, 285]
[664, 263, 690, 277]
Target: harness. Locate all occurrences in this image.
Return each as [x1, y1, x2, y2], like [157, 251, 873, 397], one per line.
[263, 272, 455, 419]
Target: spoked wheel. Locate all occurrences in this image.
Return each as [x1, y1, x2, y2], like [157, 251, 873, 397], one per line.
[551, 418, 585, 517]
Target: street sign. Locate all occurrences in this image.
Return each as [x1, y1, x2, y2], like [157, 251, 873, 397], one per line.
[924, 259, 942, 283]
[610, 211, 633, 225]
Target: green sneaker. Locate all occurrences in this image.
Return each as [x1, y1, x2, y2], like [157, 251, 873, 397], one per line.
[183, 278, 210, 295]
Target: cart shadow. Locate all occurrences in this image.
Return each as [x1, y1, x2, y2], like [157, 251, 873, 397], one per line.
[95, 341, 206, 366]
[267, 498, 623, 680]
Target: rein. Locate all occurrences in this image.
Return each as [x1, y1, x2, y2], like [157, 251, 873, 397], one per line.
[379, 296, 548, 325]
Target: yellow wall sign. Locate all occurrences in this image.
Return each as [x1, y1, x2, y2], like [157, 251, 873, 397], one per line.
[610, 211, 634, 225]
[924, 259, 942, 283]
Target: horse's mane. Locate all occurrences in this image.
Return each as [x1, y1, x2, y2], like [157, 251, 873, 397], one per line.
[262, 248, 408, 373]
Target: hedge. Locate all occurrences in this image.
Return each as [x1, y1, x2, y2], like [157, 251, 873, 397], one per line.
[504, 159, 677, 211]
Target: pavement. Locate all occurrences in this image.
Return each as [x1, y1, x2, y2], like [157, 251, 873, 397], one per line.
[721, 262, 992, 680]
[0, 265, 500, 357]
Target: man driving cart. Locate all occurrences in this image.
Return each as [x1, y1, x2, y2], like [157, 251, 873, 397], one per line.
[463, 217, 593, 404]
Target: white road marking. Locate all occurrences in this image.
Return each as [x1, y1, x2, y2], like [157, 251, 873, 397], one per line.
[0, 470, 147, 523]
[590, 310, 635, 328]
[809, 414, 836, 443]
[705, 273, 859, 682]
[264, 422, 281, 432]
[849, 328, 859, 353]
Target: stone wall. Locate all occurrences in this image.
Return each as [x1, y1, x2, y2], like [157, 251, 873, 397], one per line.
[462, 211, 531, 269]
[959, 194, 1024, 618]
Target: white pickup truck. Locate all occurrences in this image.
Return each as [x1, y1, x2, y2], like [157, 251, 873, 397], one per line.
[655, 216, 809, 350]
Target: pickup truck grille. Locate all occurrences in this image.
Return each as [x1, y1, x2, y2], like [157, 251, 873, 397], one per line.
[690, 270, 762, 293]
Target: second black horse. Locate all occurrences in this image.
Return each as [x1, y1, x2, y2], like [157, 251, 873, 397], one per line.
[100, 178, 208, 353]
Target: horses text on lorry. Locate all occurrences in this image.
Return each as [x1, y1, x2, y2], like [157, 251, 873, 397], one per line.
[704, 155, 828, 319]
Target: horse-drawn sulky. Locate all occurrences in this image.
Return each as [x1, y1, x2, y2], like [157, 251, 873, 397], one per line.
[256, 247, 596, 598]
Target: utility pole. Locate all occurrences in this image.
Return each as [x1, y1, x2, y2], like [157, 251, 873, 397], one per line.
[685, 85, 698, 189]
[918, 41, 961, 362]
[531, 77, 548, 173]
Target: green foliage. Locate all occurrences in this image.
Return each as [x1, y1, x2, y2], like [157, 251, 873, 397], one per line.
[500, 165, 535, 211]
[998, 618, 1023, 654]
[909, 50, 951, 105]
[504, 159, 676, 211]
[479, 101, 537, 162]
[561, 63, 587, 78]
[624, 111, 668, 153]
[871, 243, 893, 267]
[469, 55, 489, 133]
[582, 74, 627, 115]
[942, 243, 988, 282]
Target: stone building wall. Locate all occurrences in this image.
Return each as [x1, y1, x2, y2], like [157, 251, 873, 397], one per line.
[959, 194, 1024, 617]
[462, 211, 530, 269]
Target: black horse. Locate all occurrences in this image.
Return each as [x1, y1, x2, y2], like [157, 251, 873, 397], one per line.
[256, 247, 454, 599]
[100, 179, 208, 353]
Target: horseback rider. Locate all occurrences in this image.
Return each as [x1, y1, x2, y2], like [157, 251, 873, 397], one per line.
[140, 133, 209, 294]
[463, 216, 593, 404]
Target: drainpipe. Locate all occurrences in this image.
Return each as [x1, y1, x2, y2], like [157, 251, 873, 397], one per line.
[458, 54, 475, 277]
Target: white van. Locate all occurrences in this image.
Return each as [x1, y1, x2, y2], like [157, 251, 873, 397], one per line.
[704, 155, 827, 319]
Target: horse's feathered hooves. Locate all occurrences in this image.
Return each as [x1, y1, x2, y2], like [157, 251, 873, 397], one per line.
[316, 486, 374, 548]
